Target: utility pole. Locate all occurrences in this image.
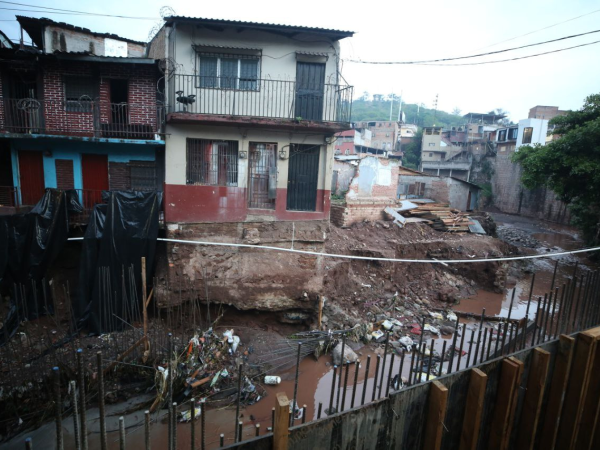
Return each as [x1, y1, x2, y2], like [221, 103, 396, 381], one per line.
[389, 92, 394, 121]
[433, 94, 439, 121]
[397, 90, 403, 122]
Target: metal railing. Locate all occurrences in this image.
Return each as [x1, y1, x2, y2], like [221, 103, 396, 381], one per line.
[0, 186, 19, 207]
[170, 74, 353, 123]
[0, 98, 164, 140]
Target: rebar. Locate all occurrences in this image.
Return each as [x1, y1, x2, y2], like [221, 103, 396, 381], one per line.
[372, 355, 381, 400]
[97, 352, 107, 450]
[350, 361, 359, 408]
[190, 399, 196, 450]
[361, 356, 370, 405]
[70, 380, 81, 450]
[456, 324, 466, 372]
[385, 353, 395, 397]
[235, 363, 243, 440]
[52, 367, 63, 450]
[172, 402, 178, 450]
[119, 417, 125, 450]
[144, 411, 150, 450]
[328, 366, 337, 414]
[336, 334, 346, 411]
[446, 319, 459, 374]
[290, 343, 302, 426]
[378, 332, 390, 398]
[317, 402, 323, 419]
[302, 405, 307, 424]
[341, 360, 350, 411]
[76, 349, 88, 450]
[201, 398, 206, 450]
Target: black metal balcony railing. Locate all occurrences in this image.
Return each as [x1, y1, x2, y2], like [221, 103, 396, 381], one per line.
[0, 99, 164, 140]
[170, 74, 353, 123]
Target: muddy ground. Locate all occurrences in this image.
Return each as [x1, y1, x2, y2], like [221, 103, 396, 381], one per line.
[2, 211, 595, 448]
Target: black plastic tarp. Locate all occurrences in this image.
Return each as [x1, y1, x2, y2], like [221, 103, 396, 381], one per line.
[0, 189, 75, 343]
[78, 191, 161, 334]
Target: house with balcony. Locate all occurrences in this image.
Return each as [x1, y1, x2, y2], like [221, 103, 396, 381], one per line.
[147, 16, 354, 309]
[420, 126, 472, 180]
[0, 16, 164, 217]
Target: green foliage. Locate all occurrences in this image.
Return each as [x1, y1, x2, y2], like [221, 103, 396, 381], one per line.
[512, 93, 600, 245]
[351, 98, 465, 128]
[402, 129, 422, 169]
[480, 160, 495, 179]
[480, 182, 493, 207]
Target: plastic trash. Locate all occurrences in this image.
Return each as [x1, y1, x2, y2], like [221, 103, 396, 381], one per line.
[382, 320, 393, 330]
[424, 324, 440, 335]
[399, 336, 413, 349]
[446, 312, 458, 322]
[231, 335, 240, 353]
[264, 376, 281, 385]
[372, 330, 384, 340]
[179, 406, 201, 422]
[429, 312, 444, 320]
[223, 329, 234, 343]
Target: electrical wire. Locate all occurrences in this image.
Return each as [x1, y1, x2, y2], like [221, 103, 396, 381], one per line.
[343, 28, 600, 65]
[422, 39, 600, 67]
[0, 1, 159, 19]
[473, 7, 600, 51]
[66, 236, 600, 263]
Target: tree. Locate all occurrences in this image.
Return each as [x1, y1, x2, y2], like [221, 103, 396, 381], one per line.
[512, 93, 600, 245]
[452, 107, 462, 116]
[402, 129, 422, 170]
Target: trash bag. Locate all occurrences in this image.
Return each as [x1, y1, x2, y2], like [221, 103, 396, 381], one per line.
[77, 191, 161, 334]
[0, 189, 70, 343]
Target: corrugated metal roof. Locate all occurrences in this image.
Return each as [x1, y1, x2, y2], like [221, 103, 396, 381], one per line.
[296, 51, 330, 56]
[50, 51, 156, 64]
[165, 16, 354, 39]
[192, 44, 262, 51]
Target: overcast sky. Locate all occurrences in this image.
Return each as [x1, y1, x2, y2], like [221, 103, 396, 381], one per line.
[2, 0, 599, 120]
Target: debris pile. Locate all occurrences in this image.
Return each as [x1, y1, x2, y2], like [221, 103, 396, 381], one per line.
[401, 203, 474, 232]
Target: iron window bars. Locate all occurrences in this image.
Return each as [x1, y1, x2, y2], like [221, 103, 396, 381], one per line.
[186, 138, 239, 187]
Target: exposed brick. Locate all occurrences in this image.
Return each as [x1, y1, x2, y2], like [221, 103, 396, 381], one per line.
[55, 159, 74, 189]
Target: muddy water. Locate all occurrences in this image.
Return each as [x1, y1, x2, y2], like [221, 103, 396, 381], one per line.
[457, 228, 596, 322]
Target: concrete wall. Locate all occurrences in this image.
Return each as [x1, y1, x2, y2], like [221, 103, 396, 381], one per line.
[516, 118, 548, 150]
[172, 23, 340, 79]
[163, 123, 332, 223]
[346, 156, 400, 201]
[492, 146, 571, 223]
[332, 160, 356, 195]
[43, 25, 145, 57]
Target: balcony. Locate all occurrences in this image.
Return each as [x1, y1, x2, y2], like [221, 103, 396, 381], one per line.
[167, 74, 353, 131]
[0, 99, 164, 141]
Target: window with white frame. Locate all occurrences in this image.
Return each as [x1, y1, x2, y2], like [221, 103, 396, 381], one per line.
[197, 53, 260, 90]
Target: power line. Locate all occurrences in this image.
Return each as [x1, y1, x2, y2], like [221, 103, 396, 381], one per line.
[473, 7, 600, 51]
[423, 39, 600, 66]
[0, 2, 159, 20]
[344, 28, 600, 65]
[66, 236, 600, 264]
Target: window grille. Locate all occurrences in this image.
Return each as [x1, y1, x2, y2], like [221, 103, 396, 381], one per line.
[64, 76, 97, 112]
[498, 130, 507, 141]
[129, 161, 157, 190]
[197, 53, 259, 90]
[186, 138, 238, 186]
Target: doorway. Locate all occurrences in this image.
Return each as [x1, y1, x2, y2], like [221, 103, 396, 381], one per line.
[81, 154, 108, 208]
[248, 143, 277, 209]
[18, 150, 45, 206]
[295, 62, 325, 121]
[286, 144, 320, 211]
[109, 79, 129, 125]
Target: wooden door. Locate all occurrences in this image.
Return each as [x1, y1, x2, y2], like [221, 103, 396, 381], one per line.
[81, 154, 108, 208]
[18, 150, 45, 205]
[295, 62, 325, 121]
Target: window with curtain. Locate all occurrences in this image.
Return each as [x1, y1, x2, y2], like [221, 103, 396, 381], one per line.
[522, 127, 533, 144]
[197, 54, 259, 90]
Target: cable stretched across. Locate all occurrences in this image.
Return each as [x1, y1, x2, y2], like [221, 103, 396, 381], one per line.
[66, 237, 600, 264]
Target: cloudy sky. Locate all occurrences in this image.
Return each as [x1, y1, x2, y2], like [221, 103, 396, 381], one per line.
[1, 0, 599, 120]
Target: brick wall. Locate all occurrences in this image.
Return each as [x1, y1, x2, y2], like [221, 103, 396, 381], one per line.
[108, 162, 130, 190]
[331, 199, 395, 227]
[41, 60, 158, 136]
[492, 147, 571, 224]
[55, 159, 74, 189]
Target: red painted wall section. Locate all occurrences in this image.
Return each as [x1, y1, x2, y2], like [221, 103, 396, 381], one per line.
[164, 185, 331, 223]
[274, 188, 330, 221]
[164, 184, 248, 223]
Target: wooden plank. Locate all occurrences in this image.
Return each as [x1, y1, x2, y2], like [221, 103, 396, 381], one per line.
[459, 368, 488, 450]
[423, 381, 448, 450]
[515, 348, 551, 450]
[274, 392, 290, 450]
[505, 356, 525, 447]
[575, 329, 600, 449]
[488, 359, 520, 450]
[540, 335, 576, 450]
[555, 328, 600, 449]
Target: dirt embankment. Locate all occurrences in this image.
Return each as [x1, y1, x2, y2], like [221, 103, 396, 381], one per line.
[319, 221, 518, 330]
